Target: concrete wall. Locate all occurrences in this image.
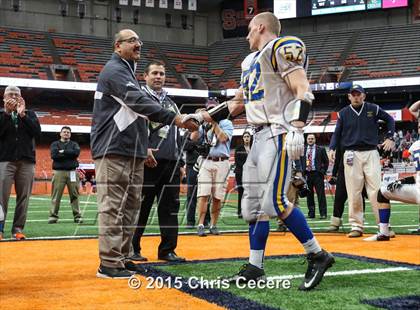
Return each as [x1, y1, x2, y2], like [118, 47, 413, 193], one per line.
[0, 1, 411, 44]
[0, 0, 223, 45]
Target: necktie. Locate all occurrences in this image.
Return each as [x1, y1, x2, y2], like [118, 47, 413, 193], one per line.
[307, 147, 313, 171]
[11, 111, 18, 128]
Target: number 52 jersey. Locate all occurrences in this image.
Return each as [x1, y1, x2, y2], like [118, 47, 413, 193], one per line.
[241, 36, 308, 132]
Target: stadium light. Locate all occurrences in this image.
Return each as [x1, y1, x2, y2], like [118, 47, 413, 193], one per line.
[181, 14, 187, 29]
[59, 0, 68, 17]
[12, 0, 20, 12]
[133, 9, 139, 24]
[165, 13, 172, 28]
[77, 1, 86, 19]
[115, 7, 122, 23]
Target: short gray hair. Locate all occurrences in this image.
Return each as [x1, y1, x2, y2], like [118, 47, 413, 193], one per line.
[4, 85, 21, 95]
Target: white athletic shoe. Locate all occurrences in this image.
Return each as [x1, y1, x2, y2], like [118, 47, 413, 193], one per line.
[363, 233, 390, 242]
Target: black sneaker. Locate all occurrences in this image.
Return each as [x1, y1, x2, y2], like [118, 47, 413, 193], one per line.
[74, 218, 83, 224]
[125, 261, 148, 274]
[96, 265, 133, 279]
[224, 263, 266, 284]
[48, 218, 58, 224]
[299, 250, 335, 291]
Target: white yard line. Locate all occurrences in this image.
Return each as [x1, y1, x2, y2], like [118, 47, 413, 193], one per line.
[311, 224, 418, 230]
[26, 210, 97, 214]
[268, 267, 414, 281]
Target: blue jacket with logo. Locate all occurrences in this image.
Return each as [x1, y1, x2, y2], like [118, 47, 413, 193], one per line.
[329, 102, 395, 151]
[91, 53, 176, 159]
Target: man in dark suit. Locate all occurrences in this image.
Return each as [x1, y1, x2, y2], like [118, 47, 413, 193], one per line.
[302, 134, 329, 219]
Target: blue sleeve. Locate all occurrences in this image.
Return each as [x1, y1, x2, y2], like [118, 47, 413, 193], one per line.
[220, 120, 234, 141]
[376, 107, 395, 138]
[329, 113, 343, 150]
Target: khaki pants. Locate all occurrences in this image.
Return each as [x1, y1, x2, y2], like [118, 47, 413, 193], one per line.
[0, 161, 34, 234]
[344, 150, 380, 232]
[49, 170, 81, 220]
[95, 155, 144, 268]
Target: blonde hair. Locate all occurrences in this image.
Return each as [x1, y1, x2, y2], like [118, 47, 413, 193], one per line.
[253, 12, 281, 36]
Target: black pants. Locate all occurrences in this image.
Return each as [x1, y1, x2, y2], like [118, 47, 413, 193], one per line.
[306, 171, 327, 218]
[186, 164, 198, 225]
[333, 163, 367, 218]
[185, 164, 210, 226]
[235, 171, 243, 216]
[132, 160, 180, 257]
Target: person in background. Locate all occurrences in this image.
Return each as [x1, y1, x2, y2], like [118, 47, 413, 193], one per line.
[191, 102, 234, 237]
[234, 131, 252, 218]
[0, 85, 41, 240]
[329, 85, 395, 238]
[48, 126, 83, 224]
[302, 134, 329, 219]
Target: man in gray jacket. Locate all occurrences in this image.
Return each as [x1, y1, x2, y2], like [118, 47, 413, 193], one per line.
[92, 29, 197, 279]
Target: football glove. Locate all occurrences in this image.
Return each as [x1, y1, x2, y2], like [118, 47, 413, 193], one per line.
[285, 128, 304, 160]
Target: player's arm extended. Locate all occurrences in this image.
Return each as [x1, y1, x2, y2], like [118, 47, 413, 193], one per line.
[201, 88, 245, 123]
[182, 89, 245, 125]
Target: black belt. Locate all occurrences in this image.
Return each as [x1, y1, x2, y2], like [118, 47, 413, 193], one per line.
[207, 156, 229, 161]
[254, 124, 271, 133]
[347, 146, 377, 152]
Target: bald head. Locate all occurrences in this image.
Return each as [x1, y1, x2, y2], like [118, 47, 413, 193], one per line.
[113, 29, 142, 61]
[252, 12, 281, 36]
[114, 29, 138, 49]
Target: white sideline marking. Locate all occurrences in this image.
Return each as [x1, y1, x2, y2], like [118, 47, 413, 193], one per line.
[26, 210, 97, 214]
[29, 197, 97, 205]
[311, 224, 418, 230]
[268, 267, 413, 281]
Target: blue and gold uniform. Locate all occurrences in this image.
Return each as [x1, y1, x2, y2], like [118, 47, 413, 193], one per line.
[240, 36, 309, 220]
[241, 36, 307, 132]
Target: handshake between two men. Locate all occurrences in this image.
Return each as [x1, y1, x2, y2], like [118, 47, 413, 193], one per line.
[178, 90, 314, 162]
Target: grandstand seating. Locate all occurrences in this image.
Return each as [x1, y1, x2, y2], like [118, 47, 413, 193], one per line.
[344, 24, 420, 80]
[0, 27, 52, 79]
[156, 41, 209, 88]
[0, 24, 420, 89]
[34, 109, 92, 126]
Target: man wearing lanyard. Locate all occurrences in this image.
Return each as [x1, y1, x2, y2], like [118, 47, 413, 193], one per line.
[131, 61, 186, 262]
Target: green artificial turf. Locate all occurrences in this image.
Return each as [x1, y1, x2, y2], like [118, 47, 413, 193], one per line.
[156, 256, 420, 310]
[1, 193, 419, 239]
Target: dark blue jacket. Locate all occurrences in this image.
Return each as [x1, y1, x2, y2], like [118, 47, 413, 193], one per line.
[91, 53, 176, 159]
[329, 102, 395, 151]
